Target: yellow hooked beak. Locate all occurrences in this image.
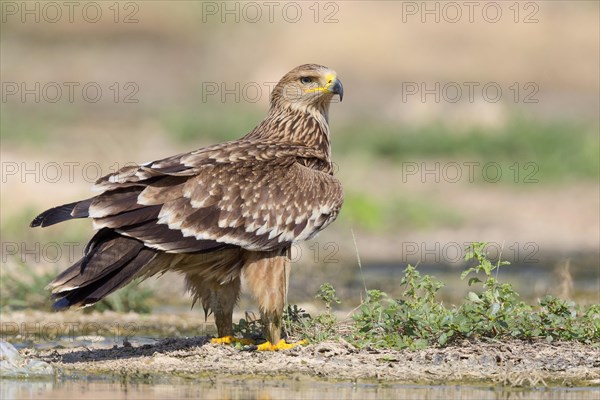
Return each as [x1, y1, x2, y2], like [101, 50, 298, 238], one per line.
[328, 78, 344, 101]
[306, 73, 344, 101]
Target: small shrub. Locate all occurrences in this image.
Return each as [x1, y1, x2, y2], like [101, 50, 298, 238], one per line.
[280, 285, 342, 343]
[233, 312, 264, 340]
[288, 242, 599, 349]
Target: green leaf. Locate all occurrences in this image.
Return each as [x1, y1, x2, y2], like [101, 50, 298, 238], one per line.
[438, 333, 448, 345]
[468, 277, 482, 286]
[490, 303, 501, 316]
[468, 292, 482, 303]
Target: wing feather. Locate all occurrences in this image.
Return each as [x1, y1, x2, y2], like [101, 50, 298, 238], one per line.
[86, 141, 343, 252]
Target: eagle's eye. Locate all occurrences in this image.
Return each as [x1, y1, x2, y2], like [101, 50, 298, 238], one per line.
[300, 76, 313, 84]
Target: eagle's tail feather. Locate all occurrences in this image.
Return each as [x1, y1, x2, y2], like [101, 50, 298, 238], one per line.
[30, 198, 93, 228]
[49, 228, 157, 310]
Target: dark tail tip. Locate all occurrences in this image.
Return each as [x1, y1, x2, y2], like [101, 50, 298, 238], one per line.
[53, 298, 71, 311]
[30, 214, 45, 227]
[30, 205, 73, 228]
[30, 199, 92, 228]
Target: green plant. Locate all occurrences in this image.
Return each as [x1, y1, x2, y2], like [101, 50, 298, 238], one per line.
[233, 312, 264, 340]
[457, 242, 527, 338]
[282, 304, 312, 340]
[300, 242, 600, 349]
[279, 284, 343, 343]
[351, 266, 451, 349]
[534, 296, 600, 343]
[316, 282, 341, 311]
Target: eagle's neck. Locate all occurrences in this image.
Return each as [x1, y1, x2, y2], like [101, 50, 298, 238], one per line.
[244, 104, 332, 160]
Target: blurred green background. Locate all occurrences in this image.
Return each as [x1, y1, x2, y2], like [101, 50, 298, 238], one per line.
[1, 1, 598, 311]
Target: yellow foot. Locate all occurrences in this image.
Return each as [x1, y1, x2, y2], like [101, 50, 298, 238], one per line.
[256, 339, 308, 351]
[211, 336, 255, 346]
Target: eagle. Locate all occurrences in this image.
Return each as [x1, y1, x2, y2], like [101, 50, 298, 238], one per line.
[30, 64, 344, 350]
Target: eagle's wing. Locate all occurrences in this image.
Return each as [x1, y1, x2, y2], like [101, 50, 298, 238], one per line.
[85, 140, 343, 253]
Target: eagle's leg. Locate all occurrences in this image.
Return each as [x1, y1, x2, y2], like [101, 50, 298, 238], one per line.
[211, 279, 239, 337]
[207, 278, 252, 345]
[243, 247, 305, 351]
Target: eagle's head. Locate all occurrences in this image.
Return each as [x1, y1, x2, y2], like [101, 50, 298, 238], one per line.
[271, 64, 343, 116]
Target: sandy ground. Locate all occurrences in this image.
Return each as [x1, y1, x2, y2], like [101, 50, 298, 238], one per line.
[15, 337, 597, 387]
[3, 312, 599, 388]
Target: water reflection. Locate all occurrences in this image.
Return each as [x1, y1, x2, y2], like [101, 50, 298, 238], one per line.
[2, 375, 598, 400]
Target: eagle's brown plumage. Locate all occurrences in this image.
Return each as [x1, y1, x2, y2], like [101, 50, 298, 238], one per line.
[31, 64, 344, 346]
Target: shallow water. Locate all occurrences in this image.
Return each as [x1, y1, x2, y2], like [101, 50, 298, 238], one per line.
[2, 374, 599, 400]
